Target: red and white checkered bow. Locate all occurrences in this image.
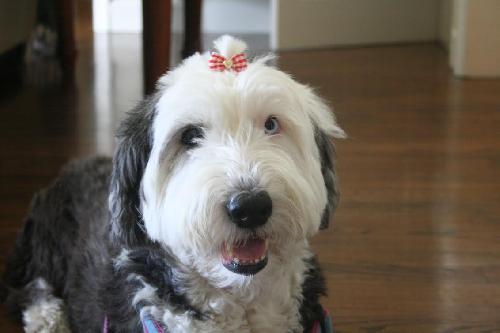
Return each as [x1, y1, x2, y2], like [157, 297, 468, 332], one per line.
[209, 52, 248, 72]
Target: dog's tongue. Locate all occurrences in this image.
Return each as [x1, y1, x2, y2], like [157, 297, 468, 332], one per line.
[232, 238, 266, 261]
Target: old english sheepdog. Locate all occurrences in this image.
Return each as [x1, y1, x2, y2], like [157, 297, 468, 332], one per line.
[1, 36, 344, 332]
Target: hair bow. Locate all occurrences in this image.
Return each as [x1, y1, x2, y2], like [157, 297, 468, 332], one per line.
[209, 52, 248, 72]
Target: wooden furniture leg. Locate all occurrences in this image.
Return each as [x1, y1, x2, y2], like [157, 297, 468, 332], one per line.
[182, 0, 203, 58]
[142, 0, 172, 95]
[56, 0, 76, 82]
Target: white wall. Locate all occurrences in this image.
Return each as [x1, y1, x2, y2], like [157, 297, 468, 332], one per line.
[199, 0, 270, 34]
[450, 0, 500, 77]
[439, 0, 452, 49]
[271, 0, 441, 50]
[93, 0, 142, 33]
[93, 0, 271, 34]
[109, 0, 142, 33]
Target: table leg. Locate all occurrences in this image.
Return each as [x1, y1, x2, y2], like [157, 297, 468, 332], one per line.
[142, 0, 171, 95]
[182, 0, 202, 58]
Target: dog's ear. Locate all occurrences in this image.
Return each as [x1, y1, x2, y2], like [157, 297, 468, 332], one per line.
[315, 127, 340, 229]
[304, 88, 345, 230]
[109, 94, 159, 246]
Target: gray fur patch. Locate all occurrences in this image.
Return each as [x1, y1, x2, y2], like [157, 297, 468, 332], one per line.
[314, 127, 340, 229]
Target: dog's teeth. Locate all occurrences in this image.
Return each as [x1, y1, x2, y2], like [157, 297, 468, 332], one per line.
[225, 243, 233, 257]
[233, 257, 240, 264]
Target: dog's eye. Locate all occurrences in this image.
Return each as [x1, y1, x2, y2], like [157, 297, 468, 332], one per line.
[264, 116, 280, 135]
[181, 125, 204, 147]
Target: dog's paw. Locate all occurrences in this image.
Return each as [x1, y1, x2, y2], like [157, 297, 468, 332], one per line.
[23, 297, 71, 333]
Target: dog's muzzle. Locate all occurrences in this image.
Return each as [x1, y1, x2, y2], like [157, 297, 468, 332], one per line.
[221, 190, 272, 275]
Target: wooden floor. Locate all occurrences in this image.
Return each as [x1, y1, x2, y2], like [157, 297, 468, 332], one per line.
[281, 45, 500, 332]
[2, 18, 500, 333]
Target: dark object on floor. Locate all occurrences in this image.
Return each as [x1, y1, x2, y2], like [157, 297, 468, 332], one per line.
[0, 44, 26, 89]
[24, 24, 63, 87]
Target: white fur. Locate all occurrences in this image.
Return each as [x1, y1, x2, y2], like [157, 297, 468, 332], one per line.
[139, 36, 343, 332]
[213, 34, 247, 59]
[113, 248, 131, 269]
[22, 279, 71, 333]
[133, 248, 310, 332]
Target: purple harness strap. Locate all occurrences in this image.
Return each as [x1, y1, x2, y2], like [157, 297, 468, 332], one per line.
[103, 314, 165, 333]
[310, 308, 334, 333]
[103, 307, 332, 333]
[141, 314, 166, 333]
[102, 315, 108, 333]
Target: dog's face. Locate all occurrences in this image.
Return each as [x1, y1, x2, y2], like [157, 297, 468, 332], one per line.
[109, 37, 344, 286]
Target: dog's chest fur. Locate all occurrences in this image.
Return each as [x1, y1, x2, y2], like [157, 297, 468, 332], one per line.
[159, 281, 302, 332]
[180, 258, 305, 332]
[118, 245, 310, 332]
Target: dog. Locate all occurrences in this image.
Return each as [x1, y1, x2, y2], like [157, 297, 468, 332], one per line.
[1, 35, 344, 332]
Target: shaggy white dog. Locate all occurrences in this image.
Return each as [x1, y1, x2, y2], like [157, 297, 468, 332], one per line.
[2, 35, 344, 333]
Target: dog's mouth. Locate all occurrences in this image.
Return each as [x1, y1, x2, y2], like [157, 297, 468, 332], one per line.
[221, 238, 269, 275]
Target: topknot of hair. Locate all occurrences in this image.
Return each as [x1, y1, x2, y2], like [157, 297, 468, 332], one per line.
[213, 35, 248, 59]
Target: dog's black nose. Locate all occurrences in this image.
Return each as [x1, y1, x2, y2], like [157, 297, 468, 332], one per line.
[226, 191, 272, 229]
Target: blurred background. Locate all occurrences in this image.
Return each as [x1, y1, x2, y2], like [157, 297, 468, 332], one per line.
[1, 0, 499, 332]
